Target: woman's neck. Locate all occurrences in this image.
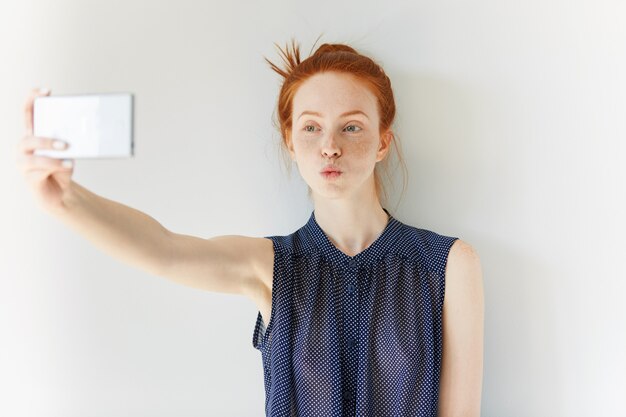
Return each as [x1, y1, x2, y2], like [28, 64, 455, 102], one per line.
[312, 202, 390, 257]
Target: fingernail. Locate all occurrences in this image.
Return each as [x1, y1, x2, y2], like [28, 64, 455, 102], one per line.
[39, 87, 50, 94]
[62, 159, 73, 168]
[52, 140, 67, 150]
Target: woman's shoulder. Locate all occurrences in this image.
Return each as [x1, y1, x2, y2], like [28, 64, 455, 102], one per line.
[396, 222, 473, 274]
[398, 225, 482, 294]
[398, 222, 458, 252]
[446, 238, 482, 281]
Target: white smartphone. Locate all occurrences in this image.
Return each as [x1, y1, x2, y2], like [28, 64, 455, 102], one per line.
[33, 93, 134, 159]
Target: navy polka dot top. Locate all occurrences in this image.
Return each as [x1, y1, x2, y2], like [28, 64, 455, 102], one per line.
[252, 208, 459, 416]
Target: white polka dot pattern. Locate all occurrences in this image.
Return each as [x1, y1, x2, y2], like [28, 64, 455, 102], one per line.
[252, 208, 458, 416]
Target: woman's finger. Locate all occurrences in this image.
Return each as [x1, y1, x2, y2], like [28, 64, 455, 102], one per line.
[18, 134, 68, 155]
[19, 153, 72, 172]
[24, 87, 51, 135]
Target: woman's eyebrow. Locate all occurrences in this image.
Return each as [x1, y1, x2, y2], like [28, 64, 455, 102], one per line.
[297, 110, 369, 120]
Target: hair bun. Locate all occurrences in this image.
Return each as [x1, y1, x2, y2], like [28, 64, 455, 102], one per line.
[314, 43, 358, 55]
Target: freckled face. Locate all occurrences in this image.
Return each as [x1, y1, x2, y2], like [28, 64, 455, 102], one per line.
[286, 71, 389, 199]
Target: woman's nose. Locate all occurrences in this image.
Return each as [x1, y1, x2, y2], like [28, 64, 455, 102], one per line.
[321, 133, 341, 158]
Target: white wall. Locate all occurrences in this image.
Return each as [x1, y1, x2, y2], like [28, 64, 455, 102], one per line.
[1, 0, 624, 415]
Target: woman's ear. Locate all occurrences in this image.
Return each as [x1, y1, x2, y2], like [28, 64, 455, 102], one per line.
[286, 129, 296, 161]
[376, 130, 393, 162]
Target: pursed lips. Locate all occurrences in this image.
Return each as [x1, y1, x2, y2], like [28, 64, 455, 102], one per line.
[321, 165, 342, 173]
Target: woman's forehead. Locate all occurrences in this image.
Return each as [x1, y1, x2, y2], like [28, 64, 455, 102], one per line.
[293, 73, 377, 117]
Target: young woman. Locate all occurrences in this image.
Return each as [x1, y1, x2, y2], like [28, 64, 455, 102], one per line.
[17, 39, 484, 417]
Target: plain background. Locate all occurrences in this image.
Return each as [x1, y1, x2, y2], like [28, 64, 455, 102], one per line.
[1, 0, 624, 415]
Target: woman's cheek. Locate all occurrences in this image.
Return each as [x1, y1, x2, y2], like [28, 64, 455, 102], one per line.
[350, 139, 372, 159]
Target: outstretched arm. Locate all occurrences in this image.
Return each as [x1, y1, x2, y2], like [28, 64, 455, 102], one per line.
[18, 88, 267, 299]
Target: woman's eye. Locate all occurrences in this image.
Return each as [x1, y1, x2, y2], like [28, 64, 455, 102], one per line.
[302, 124, 362, 134]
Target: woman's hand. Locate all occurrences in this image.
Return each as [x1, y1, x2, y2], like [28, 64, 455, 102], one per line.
[16, 87, 75, 214]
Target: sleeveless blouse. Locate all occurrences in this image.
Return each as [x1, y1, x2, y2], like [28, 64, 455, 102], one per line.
[252, 208, 459, 416]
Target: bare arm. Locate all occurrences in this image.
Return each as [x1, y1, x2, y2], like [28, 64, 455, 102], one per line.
[54, 183, 268, 297]
[437, 239, 485, 417]
[160, 232, 272, 297]
[51, 180, 174, 277]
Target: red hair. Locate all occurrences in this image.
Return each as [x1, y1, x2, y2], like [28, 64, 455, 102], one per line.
[264, 37, 408, 210]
